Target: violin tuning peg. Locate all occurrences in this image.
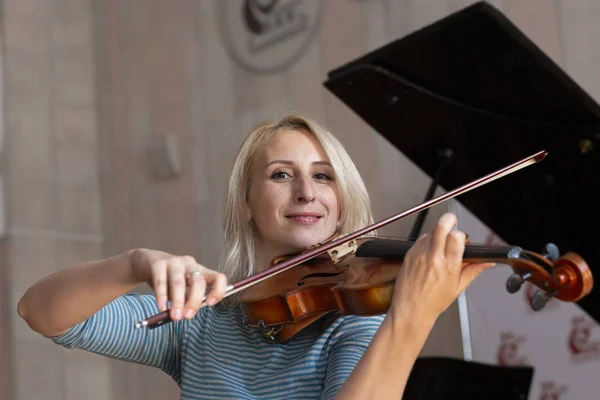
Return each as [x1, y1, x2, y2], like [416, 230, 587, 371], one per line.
[506, 272, 531, 293]
[542, 243, 560, 262]
[530, 290, 553, 311]
[506, 274, 524, 293]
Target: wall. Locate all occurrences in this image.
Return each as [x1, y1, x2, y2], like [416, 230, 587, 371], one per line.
[3, 0, 599, 399]
[3, 0, 107, 399]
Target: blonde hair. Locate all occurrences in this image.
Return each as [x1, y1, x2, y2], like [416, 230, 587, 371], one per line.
[218, 114, 375, 287]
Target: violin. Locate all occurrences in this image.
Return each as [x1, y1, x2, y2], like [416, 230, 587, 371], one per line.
[134, 150, 593, 342]
[239, 236, 592, 342]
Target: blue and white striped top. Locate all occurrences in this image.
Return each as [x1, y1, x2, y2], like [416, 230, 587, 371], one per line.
[50, 293, 385, 399]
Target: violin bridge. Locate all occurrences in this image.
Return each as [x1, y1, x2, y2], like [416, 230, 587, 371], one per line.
[326, 236, 358, 264]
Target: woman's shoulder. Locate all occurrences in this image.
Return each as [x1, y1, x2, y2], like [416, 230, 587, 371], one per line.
[184, 302, 245, 331]
[317, 313, 385, 342]
[333, 314, 385, 331]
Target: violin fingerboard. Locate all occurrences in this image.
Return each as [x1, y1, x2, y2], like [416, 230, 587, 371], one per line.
[356, 239, 521, 260]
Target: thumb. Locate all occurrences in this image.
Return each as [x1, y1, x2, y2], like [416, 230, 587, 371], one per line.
[457, 262, 495, 293]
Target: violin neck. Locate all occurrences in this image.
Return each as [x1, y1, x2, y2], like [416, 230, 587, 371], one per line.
[355, 239, 522, 262]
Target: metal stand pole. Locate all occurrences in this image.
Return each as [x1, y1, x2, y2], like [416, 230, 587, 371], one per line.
[408, 148, 453, 240]
[406, 148, 474, 361]
[448, 199, 474, 361]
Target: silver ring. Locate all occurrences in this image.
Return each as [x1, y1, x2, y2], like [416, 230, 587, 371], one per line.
[188, 271, 202, 279]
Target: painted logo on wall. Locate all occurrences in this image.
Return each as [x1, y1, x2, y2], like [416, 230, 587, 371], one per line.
[568, 315, 600, 363]
[497, 331, 528, 366]
[538, 381, 568, 400]
[218, 0, 323, 73]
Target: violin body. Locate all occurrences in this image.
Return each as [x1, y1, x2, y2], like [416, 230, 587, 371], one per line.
[240, 254, 348, 342]
[240, 238, 400, 342]
[240, 237, 594, 343]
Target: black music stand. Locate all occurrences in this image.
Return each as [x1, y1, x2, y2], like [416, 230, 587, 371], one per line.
[404, 357, 534, 400]
[323, 1, 600, 322]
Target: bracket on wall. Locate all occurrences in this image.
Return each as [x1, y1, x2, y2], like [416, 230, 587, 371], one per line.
[148, 133, 182, 181]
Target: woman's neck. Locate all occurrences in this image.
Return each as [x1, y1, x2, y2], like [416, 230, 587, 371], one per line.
[253, 240, 300, 274]
[253, 248, 275, 274]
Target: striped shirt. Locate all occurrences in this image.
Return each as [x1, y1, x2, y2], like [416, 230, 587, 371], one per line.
[50, 293, 385, 399]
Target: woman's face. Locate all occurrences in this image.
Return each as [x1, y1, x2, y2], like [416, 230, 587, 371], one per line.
[247, 129, 340, 258]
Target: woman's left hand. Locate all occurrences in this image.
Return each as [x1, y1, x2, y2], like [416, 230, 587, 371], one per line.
[389, 212, 495, 324]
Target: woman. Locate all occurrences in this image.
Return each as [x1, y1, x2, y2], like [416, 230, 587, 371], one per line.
[18, 114, 494, 399]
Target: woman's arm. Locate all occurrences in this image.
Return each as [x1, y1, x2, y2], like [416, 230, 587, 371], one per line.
[17, 248, 229, 379]
[17, 251, 140, 337]
[333, 212, 494, 399]
[332, 312, 434, 399]
[17, 248, 228, 338]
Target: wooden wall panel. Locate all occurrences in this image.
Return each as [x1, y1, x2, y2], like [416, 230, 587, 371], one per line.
[5, 1, 600, 399]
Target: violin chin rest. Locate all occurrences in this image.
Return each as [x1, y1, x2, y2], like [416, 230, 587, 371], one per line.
[272, 311, 331, 344]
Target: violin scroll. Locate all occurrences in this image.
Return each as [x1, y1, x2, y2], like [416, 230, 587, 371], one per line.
[504, 243, 593, 311]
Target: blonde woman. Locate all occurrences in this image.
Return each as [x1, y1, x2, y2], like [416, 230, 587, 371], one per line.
[18, 114, 493, 399]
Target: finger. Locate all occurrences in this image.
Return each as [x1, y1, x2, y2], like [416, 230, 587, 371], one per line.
[184, 271, 206, 319]
[445, 230, 467, 265]
[168, 260, 187, 321]
[203, 270, 228, 305]
[457, 262, 496, 293]
[405, 232, 429, 257]
[152, 260, 169, 312]
[430, 213, 457, 254]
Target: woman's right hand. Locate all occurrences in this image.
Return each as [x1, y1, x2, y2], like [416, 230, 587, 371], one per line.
[128, 249, 228, 321]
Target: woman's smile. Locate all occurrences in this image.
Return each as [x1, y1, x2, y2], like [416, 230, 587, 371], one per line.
[285, 212, 323, 224]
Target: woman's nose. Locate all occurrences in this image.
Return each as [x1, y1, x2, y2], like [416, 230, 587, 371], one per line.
[294, 178, 315, 203]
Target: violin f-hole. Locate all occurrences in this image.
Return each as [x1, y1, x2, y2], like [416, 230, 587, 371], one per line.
[297, 265, 349, 286]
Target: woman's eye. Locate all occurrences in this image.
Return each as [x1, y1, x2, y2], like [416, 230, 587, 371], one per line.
[314, 173, 332, 180]
[271, 171, 290, 179]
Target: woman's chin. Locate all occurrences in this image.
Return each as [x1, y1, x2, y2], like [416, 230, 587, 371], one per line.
[284, 231, 335, 251]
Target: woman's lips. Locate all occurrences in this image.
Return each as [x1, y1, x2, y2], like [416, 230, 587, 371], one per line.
[286, 214, 322, 224]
